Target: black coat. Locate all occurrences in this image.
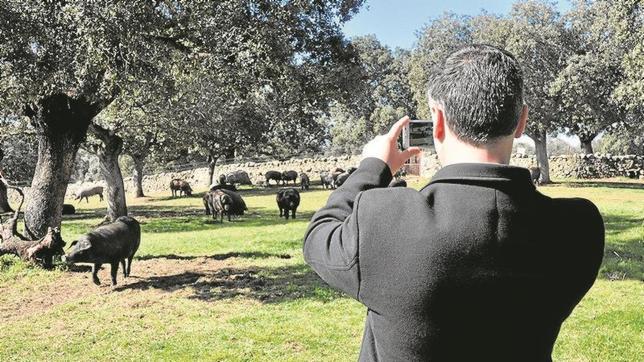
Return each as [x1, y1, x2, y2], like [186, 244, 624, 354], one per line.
[304, 158, 604, 361]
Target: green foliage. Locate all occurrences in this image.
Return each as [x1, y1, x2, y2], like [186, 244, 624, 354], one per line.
[550, 0, 642, 149]
[0, 120, 37, 182]
[596, 127, 644, 155]
[0, 1, 178, 113]
[409, 14, 473, 119]
[329, 35, 417, 154]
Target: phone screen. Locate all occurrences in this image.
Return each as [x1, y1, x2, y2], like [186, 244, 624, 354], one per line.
[402, 120, 432, 149]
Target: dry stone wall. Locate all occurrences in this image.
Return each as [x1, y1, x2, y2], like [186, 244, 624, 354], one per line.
[121, 155, 364, 195]
[64, 153, 644, 196]
[508, 154, 644, 180]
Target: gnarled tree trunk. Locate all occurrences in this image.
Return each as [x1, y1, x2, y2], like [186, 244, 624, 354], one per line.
[207, 154, 218, 186]
[25, 94, 100, 238]
[580, 139, 594, 154]
[131, 154, 146, 198]
[529, 129, 551, 184]
[0, 172, 12, 213]
[90, 124, 127, 222]
[0, 148, 10, 213]
[578, 131, 597, 154]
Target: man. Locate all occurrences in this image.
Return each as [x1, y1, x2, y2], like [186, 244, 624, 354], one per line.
[303, 45, 604, 361]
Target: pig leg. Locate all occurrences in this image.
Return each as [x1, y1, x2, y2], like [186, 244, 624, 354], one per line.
[127, 256, 133, 277]
[285, 209, 290, 220]
[279, 207, 283, 217]
[292, 208, 297, 219]
[92, 263, 101, 285]
[110, 261, 119, 285]
[120, 259, 127, 278]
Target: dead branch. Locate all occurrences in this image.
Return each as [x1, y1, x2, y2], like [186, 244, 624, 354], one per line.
[0, 175, 65, 268]
[0, 227, 66, 268]
[0, 173, 28, 241]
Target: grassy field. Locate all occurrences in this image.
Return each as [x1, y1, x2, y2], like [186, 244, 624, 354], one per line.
[0, 178, 642, 361]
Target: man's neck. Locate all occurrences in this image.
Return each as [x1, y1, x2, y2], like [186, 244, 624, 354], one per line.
[438, 139, 513, 166]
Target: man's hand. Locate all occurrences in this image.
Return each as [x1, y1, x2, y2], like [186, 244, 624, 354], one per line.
[361, 116, 422, 175]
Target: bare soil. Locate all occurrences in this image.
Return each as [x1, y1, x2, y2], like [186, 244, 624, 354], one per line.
[0, 253, 308, 322]
[0, 256, 232, 321]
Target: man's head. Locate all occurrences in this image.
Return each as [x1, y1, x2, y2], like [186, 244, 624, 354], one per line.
[427, 44, 528, 165]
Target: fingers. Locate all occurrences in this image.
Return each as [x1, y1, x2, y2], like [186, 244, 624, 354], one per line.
[400, 147, 422, 161]
[387, 116, 411, 140]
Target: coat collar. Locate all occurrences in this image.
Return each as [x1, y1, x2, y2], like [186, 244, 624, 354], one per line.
[421, 163, 535, 191]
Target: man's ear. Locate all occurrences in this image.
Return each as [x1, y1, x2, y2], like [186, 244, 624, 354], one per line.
[432, 105, 446, 142]
[514, 105, 528, 138]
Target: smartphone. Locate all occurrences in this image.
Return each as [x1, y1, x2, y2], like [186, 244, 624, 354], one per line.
[402, 120, 433, 149]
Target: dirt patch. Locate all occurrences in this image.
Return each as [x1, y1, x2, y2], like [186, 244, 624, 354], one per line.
[0, 252, 325, 322]
[0, 256, 234, 322]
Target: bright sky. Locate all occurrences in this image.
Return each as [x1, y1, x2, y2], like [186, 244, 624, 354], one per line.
[343, 0, 572, 50]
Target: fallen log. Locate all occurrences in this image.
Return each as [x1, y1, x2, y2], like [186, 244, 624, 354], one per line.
[0, 176, 66, 268]
[0, 227, 66, 268]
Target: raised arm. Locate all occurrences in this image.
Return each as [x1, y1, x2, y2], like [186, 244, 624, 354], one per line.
[303, 116, 421, 300]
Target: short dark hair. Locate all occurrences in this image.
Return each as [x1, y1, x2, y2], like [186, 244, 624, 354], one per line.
[427, 44, 524, 145]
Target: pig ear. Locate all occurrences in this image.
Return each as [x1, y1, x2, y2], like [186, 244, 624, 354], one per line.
[69, 240, 78, 247]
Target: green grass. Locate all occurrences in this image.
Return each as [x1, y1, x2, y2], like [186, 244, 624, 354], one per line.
[0, 179, 642, 361]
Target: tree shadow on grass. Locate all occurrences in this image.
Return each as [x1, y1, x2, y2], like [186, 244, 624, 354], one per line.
[113, 264, 343, 303]
[551, 181, 644, 190]
[136, 251, 292, 261]
[62, 210, 107, 221]
[136, 207, 311, 234]
[599, 212, 643, 281]
[601, 238, 643, 281]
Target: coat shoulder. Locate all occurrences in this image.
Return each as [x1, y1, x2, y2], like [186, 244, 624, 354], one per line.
[357, 187, 430, 216]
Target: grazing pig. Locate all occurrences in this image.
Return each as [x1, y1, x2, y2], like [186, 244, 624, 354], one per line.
[334, 167, 357, 188]
[529, 167, 541, 186]
[65, 216, 141, 286]
[282, 170, 298, 185]
[170, 179, 192, 197]
[394, 168, 408, 179]
[276, 188, 300, 220]
[203, 193, 211, 215]
[226, 170, 252, 185]
[300, 173, 310, 190]
[331, 171, 344, 184]
[218, 174, 227, 185]
[265, 170, 283, 186]
[206, 189, 234, 222]
[210, 183, 238, 192]
[389, 179, 408, 188]
[62, 204, 76, 215]
[335, 172, 350, 187]
[75, 186, 104, 203]
[206, 189, 247, 222]
[320, 172, 334, 189]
